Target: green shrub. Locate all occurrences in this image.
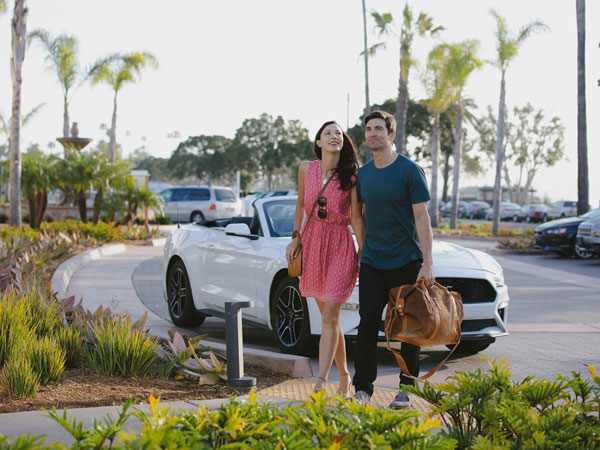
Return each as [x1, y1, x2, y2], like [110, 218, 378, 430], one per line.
[57, 326, 84, 368]
[404, 358, 600, 449]
[21, 288, 64, 338]
[87, 315, 159, 377]
[29, 335, 66, 385]
[41, 220, 123, 243]
[496, 236, 536, 250]
[0, 291, 34, 367]
[0, 356, 40, 398]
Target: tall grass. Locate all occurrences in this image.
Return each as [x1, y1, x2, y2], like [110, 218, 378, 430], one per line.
[29, 335, 66, 385]
[0, 290, 35, 367]
[0, 356, 40, 398]
[57, 326, 84, 368]
[87, 315, 159, 377]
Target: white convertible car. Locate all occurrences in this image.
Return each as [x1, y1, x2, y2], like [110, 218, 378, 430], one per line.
[164, 196, 509, 355]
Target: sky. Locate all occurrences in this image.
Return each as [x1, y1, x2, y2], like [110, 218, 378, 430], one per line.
[0, 0, 598, 207]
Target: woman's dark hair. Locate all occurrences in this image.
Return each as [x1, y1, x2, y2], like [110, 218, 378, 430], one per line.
[312, 121, 359, 191]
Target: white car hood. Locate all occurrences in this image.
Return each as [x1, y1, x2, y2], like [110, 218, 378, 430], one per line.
[432, 241, 501, 274]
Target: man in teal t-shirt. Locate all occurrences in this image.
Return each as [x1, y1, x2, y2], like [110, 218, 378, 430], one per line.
[352, 110, 434, 409]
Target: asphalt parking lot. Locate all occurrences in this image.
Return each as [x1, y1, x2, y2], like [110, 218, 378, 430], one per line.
[135, 237, 599, 389]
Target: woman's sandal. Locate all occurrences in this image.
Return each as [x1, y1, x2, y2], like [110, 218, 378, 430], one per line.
[337, 373, 352, 399]
[313, 376, 327, 394]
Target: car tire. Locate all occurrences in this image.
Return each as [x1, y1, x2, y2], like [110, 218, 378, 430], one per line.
[190, 211, 205, 223]
[513, 215, 518, 222]
[574, 243, 593, 259]
[543, 214, 548, 222]
[447, 338, 495, 354]
[166, 260, 207, 327]
[526, 216, 531, 223]
[270, 276, 313, 355]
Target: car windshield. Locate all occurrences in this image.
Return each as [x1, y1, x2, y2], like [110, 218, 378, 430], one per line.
[262, 199, 296, 237]
[581, 208, 600, 219]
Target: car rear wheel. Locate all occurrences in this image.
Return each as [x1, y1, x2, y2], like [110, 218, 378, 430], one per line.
[166, 260, 207, 327]
[513, 215, 518, 222]
[526, 216, 531, 223]
[447, 338, 495, 354]
[271, 276, 312, 355]
[190, 211, 204, 223]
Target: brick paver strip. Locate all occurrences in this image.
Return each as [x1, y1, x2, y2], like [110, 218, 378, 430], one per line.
[259, 379, 432, 412]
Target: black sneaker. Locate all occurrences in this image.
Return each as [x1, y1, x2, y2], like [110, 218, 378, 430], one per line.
[353, 390, 371, 405]
[389, 391, 412, 409]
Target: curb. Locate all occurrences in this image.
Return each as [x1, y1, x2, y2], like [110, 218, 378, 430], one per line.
[51, 243, 127, 299]
[51, 244, 313, 378]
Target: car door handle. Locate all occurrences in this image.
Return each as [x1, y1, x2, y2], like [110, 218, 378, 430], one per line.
[206, 244, 215, 250]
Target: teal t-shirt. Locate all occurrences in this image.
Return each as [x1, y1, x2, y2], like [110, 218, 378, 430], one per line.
[357, 154, 431, 270]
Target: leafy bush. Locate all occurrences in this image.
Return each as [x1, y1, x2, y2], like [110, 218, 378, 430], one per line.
[87, 314, 159, 377]
[496, 236, 536, 250]
[29, 335, 66, 385]
[41, 220, 123, 242]
[57, 326, 84, 368]
[0, 290, 34, 367]
[0, 356, 40, 398]
[404, 358, 600, 449]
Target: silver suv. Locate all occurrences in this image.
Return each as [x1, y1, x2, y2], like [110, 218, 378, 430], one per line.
[160, 186, 242, 223]
[576, 216, 600, 257]
[544, 200, 577, 221]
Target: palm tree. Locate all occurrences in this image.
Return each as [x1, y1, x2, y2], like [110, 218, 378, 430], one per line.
[576, 0, 589, 215]
[60, 150, 97, 222]
[423, 47, 453, 228]
[91, 51, 158, 161]
[372, 4, 442, 155]
[27, 29, 93, 138]
[21, 150, 59, 228]
[490, 10, 548, 234]
[362, 0, 372, 161]
[9, 0, 28, 226]
[434, 41, 482, 229]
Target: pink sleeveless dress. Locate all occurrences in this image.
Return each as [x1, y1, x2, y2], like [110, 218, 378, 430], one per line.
[299, 160, 358, 303]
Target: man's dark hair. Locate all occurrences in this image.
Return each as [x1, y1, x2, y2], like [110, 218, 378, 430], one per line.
[364, 110, 396, 135]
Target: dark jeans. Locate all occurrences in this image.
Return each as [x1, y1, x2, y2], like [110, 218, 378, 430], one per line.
[352, 260, 422, 396]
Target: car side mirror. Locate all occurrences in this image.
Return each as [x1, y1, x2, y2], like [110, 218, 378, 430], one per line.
[225, 223, 258, 240]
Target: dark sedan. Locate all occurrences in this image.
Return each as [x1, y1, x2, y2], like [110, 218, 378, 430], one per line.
[535, 208, 600, 258]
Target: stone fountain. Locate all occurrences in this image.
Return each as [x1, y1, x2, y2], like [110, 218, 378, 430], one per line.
[57, 122, 92, 157]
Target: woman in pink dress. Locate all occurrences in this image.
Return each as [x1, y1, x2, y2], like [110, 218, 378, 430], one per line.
[285, 121, 364, 396]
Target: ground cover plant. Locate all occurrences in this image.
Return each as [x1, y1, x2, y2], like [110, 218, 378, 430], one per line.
[434, 222, 534, 239]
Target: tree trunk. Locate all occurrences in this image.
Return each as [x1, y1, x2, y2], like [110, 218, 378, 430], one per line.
[9, 0, 28, 227]
[77, 189, 87, 222]
[63, 95, 70, 138]
[361, 0, 372, 162]
[395, 77, 409, 155]
[429, 112, 441, 227]
[450, 102, 463, 230]
[576, 0, 589, 215]
[492, 71, 506, 234]
[442, 151, 450, 202]
[108, 91, 118, 161]
[93, 185, 104, 224]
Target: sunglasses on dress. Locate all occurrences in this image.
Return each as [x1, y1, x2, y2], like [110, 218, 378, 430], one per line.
[318, 196, 327, 219]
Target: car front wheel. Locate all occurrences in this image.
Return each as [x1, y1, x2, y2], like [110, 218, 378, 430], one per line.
[271, 276, 312, 355]
[190, 211, 205, 223]
[166, 260, 207, 327]
[574, 243, 593, 259]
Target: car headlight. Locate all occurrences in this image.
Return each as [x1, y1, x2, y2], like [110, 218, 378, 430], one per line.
[546, 227, 567, 234]
[594, 231, 600, 237]
[492, 272, 505, 288]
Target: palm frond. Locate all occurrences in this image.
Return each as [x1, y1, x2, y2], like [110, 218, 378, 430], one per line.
[371, 11, 393, 36]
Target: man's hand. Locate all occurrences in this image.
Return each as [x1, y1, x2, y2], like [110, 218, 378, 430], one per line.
[417, 263, 435, 286]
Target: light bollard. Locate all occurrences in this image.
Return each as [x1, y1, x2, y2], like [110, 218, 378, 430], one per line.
[225, 301, 257, 387]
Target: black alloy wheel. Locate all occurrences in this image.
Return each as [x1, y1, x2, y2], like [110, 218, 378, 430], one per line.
[573, 240, 593, 259]
[271, 276, 312, 355]
[166, 260, 206, 327]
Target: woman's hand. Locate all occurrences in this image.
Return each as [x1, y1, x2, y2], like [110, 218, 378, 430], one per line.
[286, 239, 301, 264]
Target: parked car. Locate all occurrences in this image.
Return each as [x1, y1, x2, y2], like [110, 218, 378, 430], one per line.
[576, 215, 600, 257]
[534, 208, 600, 258]
[464, 201, 490, 219]
[484, 202, 522, 221]
[440, 201, 470, 218]
[159, 186, 242, 223]
[544, 200, 578, 221]
[440, 201, 452, 217]
[514, 204, 547, 223]
[164, 196, 510, 355]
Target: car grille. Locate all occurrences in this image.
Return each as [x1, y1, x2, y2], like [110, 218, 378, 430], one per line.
[578, 226, 591, 236]
[461, 319, 497, 332]
[436, 278, 497, 303]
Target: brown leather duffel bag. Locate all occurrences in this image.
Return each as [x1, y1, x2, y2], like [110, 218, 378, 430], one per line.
[384, 278, 464, 381]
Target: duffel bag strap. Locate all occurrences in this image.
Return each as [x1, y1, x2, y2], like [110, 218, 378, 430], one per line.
[388, 340, 460, 382]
